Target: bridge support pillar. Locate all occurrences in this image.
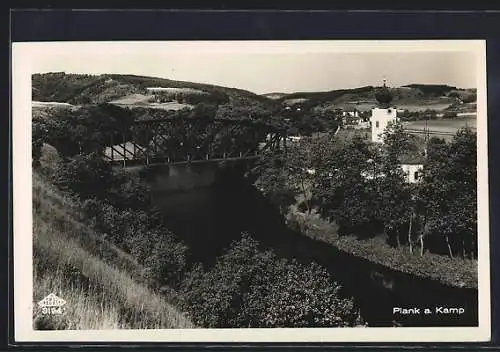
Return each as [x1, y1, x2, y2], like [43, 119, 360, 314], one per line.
[145, 163, 218, 193]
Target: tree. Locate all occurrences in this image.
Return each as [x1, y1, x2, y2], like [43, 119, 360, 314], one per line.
[142, 229, 188, 288]
[52, 152, 114, 200]
[314, 135, 380, 237]
[379, 122, 413, 248]
[107, 169, 152, 210]
[43, 104, 135, 157]
[285, 138, 317, 213]
[180, 233, 362, 328]
[252, 150, 298, 214]
[447, 128, 477, 259]
[418, 129, 477, 258]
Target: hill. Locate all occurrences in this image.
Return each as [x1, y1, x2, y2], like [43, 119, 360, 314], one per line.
[33, 145, 194, 330]
[32, 72, 275, 108]
[275, 84, 476, 113]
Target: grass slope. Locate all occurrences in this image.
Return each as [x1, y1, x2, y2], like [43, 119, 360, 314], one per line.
[32, 148, 194, 330]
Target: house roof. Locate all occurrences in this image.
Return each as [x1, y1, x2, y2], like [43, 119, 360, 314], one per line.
[398, 136, 427, 164]
[399, 151, 426, 165]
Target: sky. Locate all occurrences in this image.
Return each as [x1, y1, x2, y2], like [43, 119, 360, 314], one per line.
[26, 41, 480, 94]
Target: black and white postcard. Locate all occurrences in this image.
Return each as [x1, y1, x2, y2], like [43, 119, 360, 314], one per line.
[12, 40, 490, 342]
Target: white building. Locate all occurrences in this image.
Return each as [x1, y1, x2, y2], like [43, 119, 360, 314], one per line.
[370, 107, 398, 143]
[400, 163, 424, 184]
[342, 110, 359, 118]
[370, 80, 400, 143]
[369, 80, 425, 183]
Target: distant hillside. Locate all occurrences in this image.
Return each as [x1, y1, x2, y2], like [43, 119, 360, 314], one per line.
[401, 84, 457, 97]
[32, 72, 276, 108]
[275, 84, 476, 113]
[277, 86, 375, 105]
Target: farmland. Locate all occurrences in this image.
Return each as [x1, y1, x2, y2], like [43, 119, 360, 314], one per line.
[109, 93, 194, 111]
[404, 116, 477, 134]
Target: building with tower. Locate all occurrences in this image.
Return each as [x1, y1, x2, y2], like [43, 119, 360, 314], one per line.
[369, 80, 425, 183]
[370, 79, 398, 143]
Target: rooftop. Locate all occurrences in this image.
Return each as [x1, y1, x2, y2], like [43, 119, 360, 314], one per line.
[398, 136, 427, 165]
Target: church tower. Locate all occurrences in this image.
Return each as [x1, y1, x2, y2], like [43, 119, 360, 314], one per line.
[370, 79, 398, 143]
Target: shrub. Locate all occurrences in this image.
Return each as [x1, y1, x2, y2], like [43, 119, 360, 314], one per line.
[297, 201, 309, 213]
[142, 229, 189, 288]
[82, 197, 188, 289]
[107, 170, 152, 210]
[180, 233, 362, 328]
[52, 152, 114, 200]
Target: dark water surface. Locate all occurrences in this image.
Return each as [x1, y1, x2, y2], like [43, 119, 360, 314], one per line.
[150, 170, 478, 328]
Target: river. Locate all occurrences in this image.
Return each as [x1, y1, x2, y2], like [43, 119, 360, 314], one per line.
[149, 166, 478, 328]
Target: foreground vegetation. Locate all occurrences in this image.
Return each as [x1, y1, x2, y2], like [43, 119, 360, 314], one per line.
[33, 155, 194, 329]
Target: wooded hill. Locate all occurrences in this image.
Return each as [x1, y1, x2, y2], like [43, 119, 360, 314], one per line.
[32, 72, 276, 108]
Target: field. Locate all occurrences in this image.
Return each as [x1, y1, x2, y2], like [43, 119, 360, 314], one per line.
[145, 87, 208, 95]
[32, 101, 74, 108]
[404, 116, 476, 132]
[319, 101, 455, 113]
[396, 103, 452, 112]
[109, 93, 153, 105]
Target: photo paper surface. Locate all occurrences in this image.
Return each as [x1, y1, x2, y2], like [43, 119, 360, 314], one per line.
[12, 40, 490, 342]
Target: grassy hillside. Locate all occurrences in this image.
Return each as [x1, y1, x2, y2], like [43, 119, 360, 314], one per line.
[32, 145, 194, 330]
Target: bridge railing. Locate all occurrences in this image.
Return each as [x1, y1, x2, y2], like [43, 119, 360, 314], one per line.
[101, 117, 287, 166]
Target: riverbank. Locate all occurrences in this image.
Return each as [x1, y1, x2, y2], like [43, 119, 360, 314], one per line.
[286, 206, 478, 290]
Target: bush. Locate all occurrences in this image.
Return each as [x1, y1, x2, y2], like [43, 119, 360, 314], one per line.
[107, 170, 152, 210]
[81, 197, 188, 288]
[180, 233, 362, 328]
[297, 201, 309, 213]
[52, 152, 114, 200]
[142, 229, 189, 288]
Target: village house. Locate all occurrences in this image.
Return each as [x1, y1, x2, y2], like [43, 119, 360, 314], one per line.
[399, 149, 425, 183]
[341, 109, 361, 125]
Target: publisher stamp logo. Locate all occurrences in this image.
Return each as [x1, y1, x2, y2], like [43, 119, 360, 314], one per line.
[37, 293, 66, 315]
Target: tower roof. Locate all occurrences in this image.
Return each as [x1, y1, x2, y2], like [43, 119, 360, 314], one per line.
[375, 79, 393, 108]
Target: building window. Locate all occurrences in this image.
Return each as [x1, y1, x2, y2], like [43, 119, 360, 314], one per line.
[387, 109, 392, 113]
[414, 171, 420, 180]
[375, 121, 379, 128]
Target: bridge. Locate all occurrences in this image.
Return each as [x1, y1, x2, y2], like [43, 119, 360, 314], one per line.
[102, 117, 288, 167]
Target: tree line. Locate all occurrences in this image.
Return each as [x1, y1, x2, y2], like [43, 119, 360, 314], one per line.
[253, 122, 477, 261]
